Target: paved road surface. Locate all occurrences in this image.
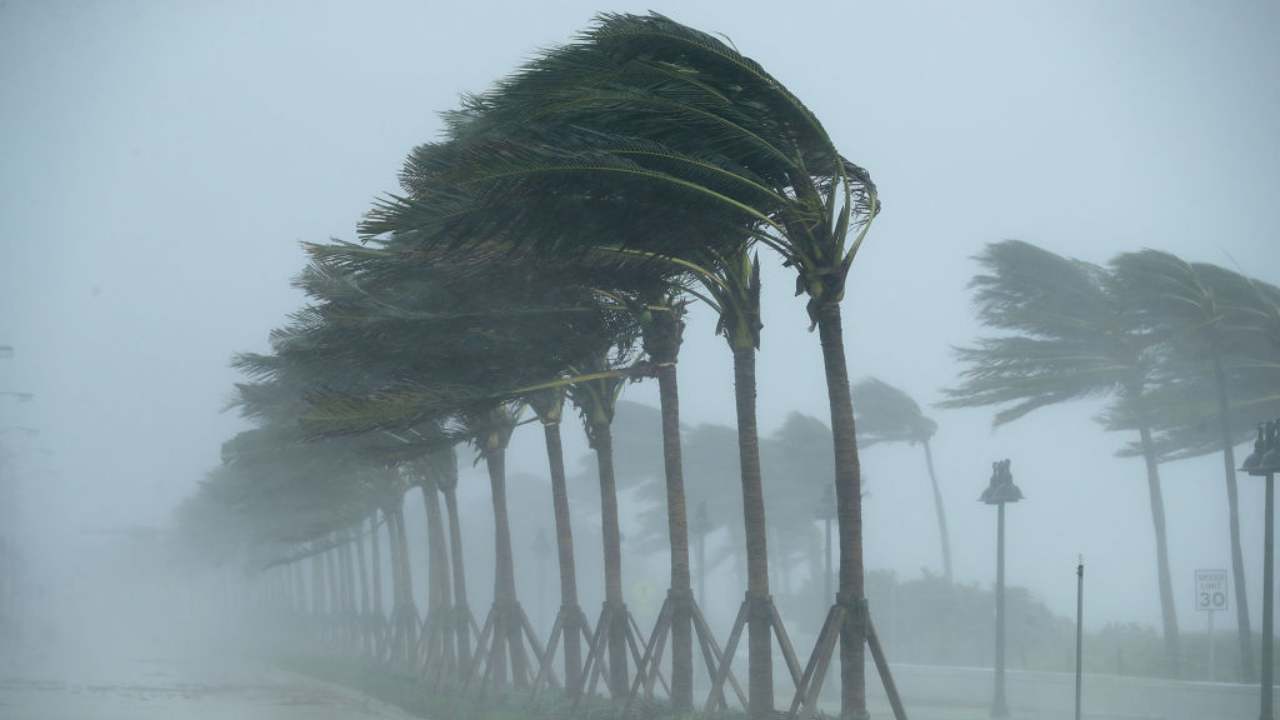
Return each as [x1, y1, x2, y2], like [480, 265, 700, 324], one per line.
[0, 654, 418, 720]
[0, 649, 1266, 719]
[856, 661, 1267, 719]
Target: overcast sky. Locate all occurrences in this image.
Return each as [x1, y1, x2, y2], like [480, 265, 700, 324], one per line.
[2, 0, 1278, 631]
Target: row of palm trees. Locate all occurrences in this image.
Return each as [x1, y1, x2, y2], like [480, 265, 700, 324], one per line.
[173, 13, 1280, 720]
[942, 240, 1280, 680]
[178, 13, 889, 720]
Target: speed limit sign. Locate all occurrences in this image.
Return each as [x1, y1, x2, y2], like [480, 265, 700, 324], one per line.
[1195, 569, 1229, 611]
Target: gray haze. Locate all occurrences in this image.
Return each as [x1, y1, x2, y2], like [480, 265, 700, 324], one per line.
[2, 0, 1279, 677]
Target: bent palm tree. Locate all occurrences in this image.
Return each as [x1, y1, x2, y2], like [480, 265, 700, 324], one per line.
[1110, 251, 1264, 680]
[526, 387, 588, 696]
[854, 377, 951, 583]
[361, 15, 883, 714]
[941, 240, 1182, 677]
[567, 350, 635, 700]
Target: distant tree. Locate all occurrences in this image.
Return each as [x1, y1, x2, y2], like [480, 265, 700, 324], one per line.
[854, 378, 951, 583]
[1107, 251, 1280, 680]
[761, 413, 834, 609]
[634, 421, 744, 583]
[941, 240, 1183, 677]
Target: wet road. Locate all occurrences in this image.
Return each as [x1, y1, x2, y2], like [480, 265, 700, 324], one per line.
[0, 654, 418, 720]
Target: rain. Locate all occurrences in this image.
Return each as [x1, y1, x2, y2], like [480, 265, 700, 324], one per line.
[2, 2, 1279, 719]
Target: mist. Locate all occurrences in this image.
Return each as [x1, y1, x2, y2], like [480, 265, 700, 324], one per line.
[2, 1, 1279, 719]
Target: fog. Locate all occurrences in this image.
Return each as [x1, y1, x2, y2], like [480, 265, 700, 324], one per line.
[2, 1, 1279, 718]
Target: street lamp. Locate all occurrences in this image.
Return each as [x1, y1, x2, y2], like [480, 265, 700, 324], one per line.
[1242, 420, 1280, 720]
[981, 459, 1023, 719]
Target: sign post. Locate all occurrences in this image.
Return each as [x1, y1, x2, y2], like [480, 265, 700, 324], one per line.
[1196, 569, 1229, 680]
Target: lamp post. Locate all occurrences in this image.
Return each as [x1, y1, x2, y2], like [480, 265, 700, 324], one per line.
[1243, 420, 1280, 720]
[981, 459, 1023, 719]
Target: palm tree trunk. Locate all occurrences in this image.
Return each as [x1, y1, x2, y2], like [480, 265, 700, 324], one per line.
[339, 531, 356, 650]
[371, 512, 384, 619]
[731, 345, 774, 719]
[592, 422, 630, 698]
[423, 481, 455, 669]
[441, 484, 472, 669]
[922, 439, 954, 583]
[656, 360, 695, 711]
[542, 420, 583, 694]
[325, 539, 341, 643]
[814, 302, 868, 719]
[293, 559, 306, 616]
[385, 511, 403, 656]
[390, 504, 418, 665]
[485, 445, 529, 687]
[1137, 421, 1182, 678]
[1212, 352, 1255, 681]
[355, 531, 369, 616]
[387, 509, 407, 660]
[421, 487, 442, 617]
[354, 525, 370, 654]
[312, 547, 324, 618]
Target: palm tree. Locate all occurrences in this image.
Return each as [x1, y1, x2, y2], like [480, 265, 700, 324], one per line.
[854, 377, 951, 583]
[686, 247, 779, 716]
[362, 16, 883, 713]
[634, 420, 744, 598]
[634, 293, 698, 711]
[567, 350, 635, 699]
[460, 402, 535, 688]
[234, 262, 539, 685]
[761, 412, 835, 594]
[941, 240, 1182, 677]
[603, 244, 788, 715]
[358, 120, 730, 712]
[425, 445, 474, 671]
[299, 238, 657, 693]
[525, 387, 587, 695]
[1109, 253, 1280, 679]
[413, 457, 457, 679]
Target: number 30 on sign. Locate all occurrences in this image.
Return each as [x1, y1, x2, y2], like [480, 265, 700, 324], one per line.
[1195, 569, 1229, 611]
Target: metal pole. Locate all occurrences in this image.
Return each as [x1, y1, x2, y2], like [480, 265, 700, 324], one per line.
[993, 501, 1009, 718]
[1075, 556, 1084, 720]
[1208, 609, 1216, 682]
[1263, 471, 1275, 720]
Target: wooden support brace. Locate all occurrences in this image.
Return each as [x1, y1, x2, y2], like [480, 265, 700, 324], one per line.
[703, 599, 748, 713]
[690, 602, 747, 709]
[530, 612, 565, 696]
[866, 608, 908, 720]
[624, 599, 671, 712]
